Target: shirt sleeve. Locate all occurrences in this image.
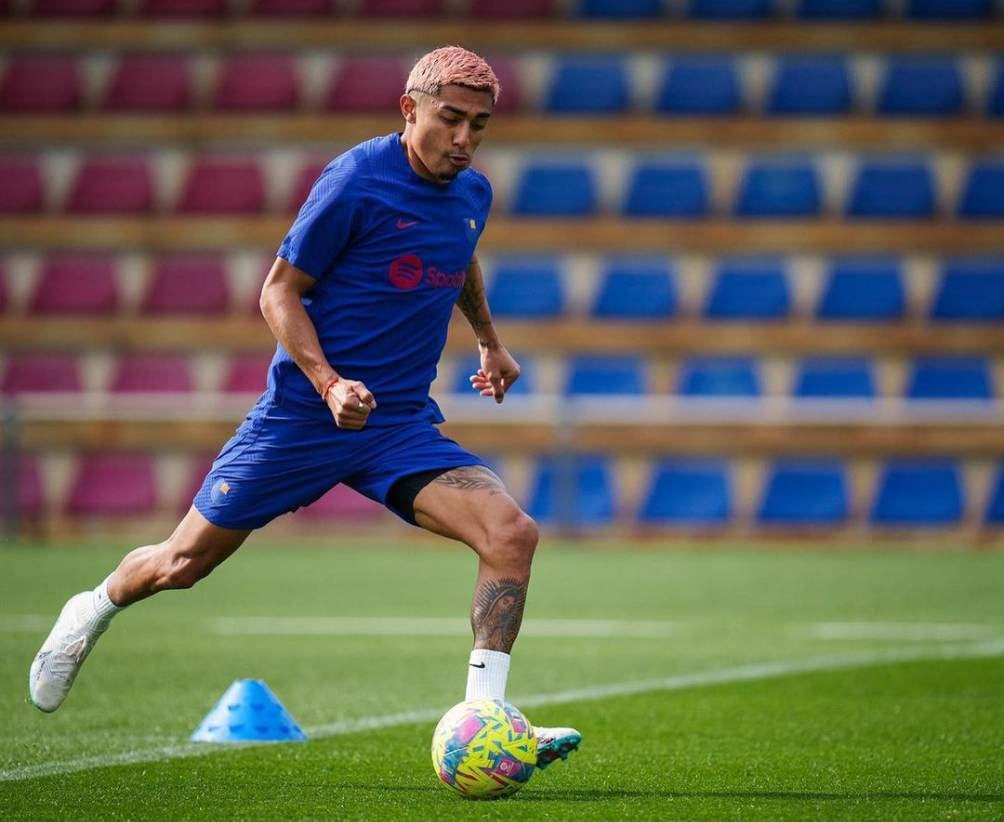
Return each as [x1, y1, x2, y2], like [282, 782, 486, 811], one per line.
[277, 153, 362, 280]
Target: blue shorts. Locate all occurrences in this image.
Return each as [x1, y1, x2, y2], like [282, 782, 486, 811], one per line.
[193, 396, 487, 530]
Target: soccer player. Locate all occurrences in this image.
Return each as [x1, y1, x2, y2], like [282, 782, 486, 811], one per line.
[29, 46, 579, 770]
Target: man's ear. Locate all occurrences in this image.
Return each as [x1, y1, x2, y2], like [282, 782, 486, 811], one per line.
[400, 93, 418, 124]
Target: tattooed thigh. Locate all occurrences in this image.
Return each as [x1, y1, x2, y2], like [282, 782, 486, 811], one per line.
[432, 465, 506, 496]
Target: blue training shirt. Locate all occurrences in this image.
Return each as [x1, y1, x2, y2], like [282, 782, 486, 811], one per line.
[272, 132, 492, 426]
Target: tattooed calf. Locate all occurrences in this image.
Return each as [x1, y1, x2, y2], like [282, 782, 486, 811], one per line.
[471, 576, 528, 653]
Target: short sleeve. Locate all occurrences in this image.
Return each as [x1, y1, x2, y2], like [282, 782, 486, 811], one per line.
[277, 153, 362, 280]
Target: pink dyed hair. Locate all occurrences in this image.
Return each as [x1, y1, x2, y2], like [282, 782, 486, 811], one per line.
[405, 46, 500, 105]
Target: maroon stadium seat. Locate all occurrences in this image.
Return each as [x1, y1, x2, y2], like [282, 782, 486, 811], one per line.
[13, 455, 45, 519]
[214, 54, 300, 111]
[102, 55, 192, 112]
[30, 255, 119, 315]
[141, 254, 230, 315]
[31, 0, 116, 15]
[176, 157, 265, 214]
[249, 0, 334, 15]
[357, 0, 443, 16]
[485, 56, 521, 115]
[468, 0, 554, 18]
[1, 354, 81, 394]
[66, 454, 157, 516]
[139, 0, 226, 16]
[0, 263, 7, 313]
[297, 484, 384, 521]
[67, 157, 154, 214]
[0, 157, 43, 213]
[325, 57, 408, 113]
[288, 160, 327, 212]
[177, 453, 214, 514]
[109, 354, 193, 393]
[0, 56, 82, 112]
[221, 352, 272, 393]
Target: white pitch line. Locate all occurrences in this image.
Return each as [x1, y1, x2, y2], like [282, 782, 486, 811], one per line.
[3, 636, 1004, 784]
[806, 622, 998, 642]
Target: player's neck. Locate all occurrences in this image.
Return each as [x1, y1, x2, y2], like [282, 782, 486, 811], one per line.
[399, 131, 448, 186]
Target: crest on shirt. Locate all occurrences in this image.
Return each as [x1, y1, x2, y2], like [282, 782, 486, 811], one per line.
[464, 217, 478, 239]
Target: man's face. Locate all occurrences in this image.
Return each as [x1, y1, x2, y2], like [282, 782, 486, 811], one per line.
[401, 83, 493, 184]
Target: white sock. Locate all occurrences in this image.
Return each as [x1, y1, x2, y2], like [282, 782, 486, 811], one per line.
[89, 575, 123, 628]
[465, 649, 510, 701]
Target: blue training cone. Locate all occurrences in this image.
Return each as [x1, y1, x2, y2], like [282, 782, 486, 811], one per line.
[191, 679, 307, 743]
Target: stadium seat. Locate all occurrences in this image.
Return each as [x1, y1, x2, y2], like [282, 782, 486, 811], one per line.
[1, 354, 81, 394]
[0, 157, 43, 213]
[816, 257, 905, 321]
[591, 257, 676, 318]
[766, 56, 853, 115]
[325, 58, 408, 113]
[577, 0, 661, 17]
[986, 466, 1004, 525]
[544, 57, 629, 115]
[689, 0, 771, 18]
[298, 485, 384, 521]
[989, 63, 1004, 117]
[877, 57, 965, 117]
[141, 255, 230, 315]
[0, 56, 81, 112]
[222, 352, 273, 394]
[639, 458, 732, 526]
[486, 256, 564, 318]
[102, 55, 192, 112]
[871, 459, 963, 526]
[0, 264, 7, 312]
[450, 353, 532, 396]
[906, 0, 991, 18]
[704, 258, 790, 320]
[930, 258, 1004, 322]
[31, 0, 115, 15]
[482, 56, 521, 115]
[757, 459, 848, 526]
[139, 0, 226, 16]
[905, 356, 993, 400]
[110, 354, 193, 393]
[176, 158, 265, 214]
[793, 357, 875, 398]
[958, 161, 1004, 218]
[846, 158, 935, 219]
[66, 454, 157, 517]
[214, 54, 300, 111]
[797, 0, 881, 18]
[678, 357, 760, 396]
[565, 355, 646, 395]
[249, 0, 334, 14]
[469, 0, 553, 18]
[66, 157, 154, 215]
[734, 158, 821, 218]
[11, 456, 44, 520]
[655, 56, 741, 116]
[356, 0, 444, 15]
[622, 158, 708, 218]
[527, 454, 615, 527]
[288, 160, 327, 213]
[30, 255, 119, 315]
[512, 163, 597, 216]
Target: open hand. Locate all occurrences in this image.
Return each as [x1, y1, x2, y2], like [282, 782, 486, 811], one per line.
[469, 345, 520, 404]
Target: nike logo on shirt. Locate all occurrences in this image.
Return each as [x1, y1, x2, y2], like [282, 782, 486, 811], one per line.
[396, 218, 419, 229]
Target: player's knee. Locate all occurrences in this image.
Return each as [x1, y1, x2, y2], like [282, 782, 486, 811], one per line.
[485, 510, 538, 573]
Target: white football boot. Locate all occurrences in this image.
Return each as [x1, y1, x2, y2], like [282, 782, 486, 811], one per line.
[533, 726, 582, 769]
[29, 592, 110, 712]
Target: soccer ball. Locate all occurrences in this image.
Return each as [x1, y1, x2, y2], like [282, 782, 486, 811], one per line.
[431, 698, 537, 799]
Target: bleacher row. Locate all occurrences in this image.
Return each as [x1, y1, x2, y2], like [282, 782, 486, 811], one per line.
[4, 151, 1004, 218]
[2, 0, 1002, 20]
[10, 451, 1004, 529]
[4, 52, 1004, 117]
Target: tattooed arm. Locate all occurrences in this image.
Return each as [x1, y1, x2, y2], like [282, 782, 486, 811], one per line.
[459, 255, 520, 403]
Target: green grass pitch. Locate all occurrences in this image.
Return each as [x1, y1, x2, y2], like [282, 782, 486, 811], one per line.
[1, 539, 1003, 820]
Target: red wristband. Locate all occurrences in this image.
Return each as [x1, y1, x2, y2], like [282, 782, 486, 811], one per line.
[321, 375, 340, 399]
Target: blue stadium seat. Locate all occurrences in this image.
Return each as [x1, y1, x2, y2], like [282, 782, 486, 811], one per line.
[544, 56, 629, 114]
[816, 257, 905, 321]
[793, 357, 876, 398]
[639, 458, 732, 525]
[623, 158, 708, 218]
[766, 56, 853, 115]
[565, 355, 646, 395]
[958, 161, 1004, 218]
[846, 158, 935, 219]
[930, 258, 1004, 322]
[871, 459, 963, 527]
[527, 453, 615, 527]
[655, 56, 741, 116]
[906, 0, 991, 19]
[704, 258, 790, 320]
[797, 0, 880, 18]
[591, 257, 677, 318]
[734, 158, 821, 218]
[689, 0, 771, 18]
[906, 356, 993, 400]
[512, 162, 597, 216]
[678, 357, 760, 396]
[486, 256, 565, 318]
[450, 354, 532, 396]
[758, 459, 848, 525]
[986, 466, 1004, 525]
[989, 63, 1004, 117]
[877, 57, 964, 117]
[577, 0, 663, 17]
